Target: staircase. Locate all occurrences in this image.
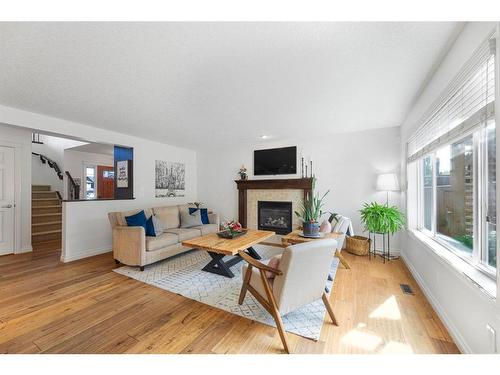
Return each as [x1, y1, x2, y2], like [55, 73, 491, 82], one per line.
[32, 185, 62, 243]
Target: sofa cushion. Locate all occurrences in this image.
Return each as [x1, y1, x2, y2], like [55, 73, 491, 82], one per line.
[153, 206, 180, 229]
[164, 228, 202, 241]
[146, 232, 179, 251]
[192, 224, 218, 236]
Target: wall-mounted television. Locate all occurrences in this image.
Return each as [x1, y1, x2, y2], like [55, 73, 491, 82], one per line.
[254, 146, 297, 176]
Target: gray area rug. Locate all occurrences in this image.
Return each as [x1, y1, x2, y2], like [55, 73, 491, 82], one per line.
[114, 245, 339, 340]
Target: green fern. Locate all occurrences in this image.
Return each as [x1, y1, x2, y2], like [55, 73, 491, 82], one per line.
[359, 202, 405, 234]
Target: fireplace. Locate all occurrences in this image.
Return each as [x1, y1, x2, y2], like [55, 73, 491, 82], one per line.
[258, 201, 293, 235]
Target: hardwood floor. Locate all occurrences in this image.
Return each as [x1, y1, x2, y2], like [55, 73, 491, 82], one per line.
[0, 240, 460, 354]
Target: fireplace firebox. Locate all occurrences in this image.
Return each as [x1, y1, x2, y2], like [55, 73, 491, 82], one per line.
[257, 201, 293, 235]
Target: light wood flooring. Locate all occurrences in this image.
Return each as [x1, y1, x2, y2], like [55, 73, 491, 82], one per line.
[0, 240, 460, 354]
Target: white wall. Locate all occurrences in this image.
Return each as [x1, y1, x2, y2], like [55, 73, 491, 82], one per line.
[197, 126, 402, 250]
[400, 22, 500, 353]
[32, 134, 86, 194]
[0, 123, 32, 253]
[0, 105, 198, 261]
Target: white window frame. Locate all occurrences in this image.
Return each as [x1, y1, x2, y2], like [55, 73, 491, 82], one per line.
[83, 162, 97, 200]
[414, 124, 497, 279]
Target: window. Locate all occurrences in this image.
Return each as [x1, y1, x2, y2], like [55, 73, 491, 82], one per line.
[84, 165, 96, 199]
[436, 135, 474, 256]
[485, 121, 497, 268]
[422, 155, 433, 232]
[409, 34, 497, 277]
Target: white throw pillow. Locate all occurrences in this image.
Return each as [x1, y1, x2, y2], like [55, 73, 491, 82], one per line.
[152, 215, 166, 236]
[180, 209, 203, 228]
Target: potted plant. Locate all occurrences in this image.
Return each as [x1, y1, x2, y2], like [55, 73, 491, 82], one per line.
[359, 202, 405, 234]
[295, 178, 329, 236]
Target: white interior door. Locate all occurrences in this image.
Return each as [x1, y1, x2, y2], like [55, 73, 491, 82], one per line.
[0, 146, 15, 255]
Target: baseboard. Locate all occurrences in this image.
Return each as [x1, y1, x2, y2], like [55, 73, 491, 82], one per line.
[60, 246, 112, 263]
[400, 253, 471, 354]
[17, 245, 33, 254]
[371, 246, 401, 256]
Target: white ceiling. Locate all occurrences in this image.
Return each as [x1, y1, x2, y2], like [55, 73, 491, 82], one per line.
[0, 22, 461, 150]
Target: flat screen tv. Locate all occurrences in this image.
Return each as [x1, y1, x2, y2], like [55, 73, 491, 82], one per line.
[254, 146, 297, 176]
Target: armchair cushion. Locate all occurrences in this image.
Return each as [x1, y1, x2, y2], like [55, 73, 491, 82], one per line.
[273, 239, 337, 315]
[242, 263, 274, 298]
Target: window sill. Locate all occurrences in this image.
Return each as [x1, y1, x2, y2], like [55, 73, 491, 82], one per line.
[408, 229, 497, 300]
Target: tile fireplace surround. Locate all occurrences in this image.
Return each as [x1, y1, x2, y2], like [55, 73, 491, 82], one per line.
[235, 178, 313, 231]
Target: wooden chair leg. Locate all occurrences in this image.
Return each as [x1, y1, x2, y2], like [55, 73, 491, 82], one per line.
[259, 270, 290, 354]
[322, 292, 338, 326]
[238, 265, 253, 305]
[335, 250, 351, 269]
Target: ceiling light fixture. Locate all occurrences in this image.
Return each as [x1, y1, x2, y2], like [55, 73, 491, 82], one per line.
[260, 134, 270, 139]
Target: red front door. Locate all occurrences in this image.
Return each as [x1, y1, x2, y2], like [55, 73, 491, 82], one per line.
[97, 165, 114, 199]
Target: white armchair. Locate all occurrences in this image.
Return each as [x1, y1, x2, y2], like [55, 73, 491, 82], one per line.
[332, 215, 353, 269]
[238, 239, 339, 354]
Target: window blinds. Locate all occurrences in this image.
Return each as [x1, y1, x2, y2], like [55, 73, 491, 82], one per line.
[407, 34, 496, 163]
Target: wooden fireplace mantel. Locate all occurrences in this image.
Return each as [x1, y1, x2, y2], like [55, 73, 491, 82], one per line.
[235, 178, 313, 228]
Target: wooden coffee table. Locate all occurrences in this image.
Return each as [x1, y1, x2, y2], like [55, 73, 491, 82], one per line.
[281, 230, 350, 269]
[182, 229, 275, 278]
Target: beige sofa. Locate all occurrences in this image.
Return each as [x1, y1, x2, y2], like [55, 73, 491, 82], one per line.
[108, 204, 219, 270]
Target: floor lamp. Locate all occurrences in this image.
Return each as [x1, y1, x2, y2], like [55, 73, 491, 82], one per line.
[376, 173, 399, 205]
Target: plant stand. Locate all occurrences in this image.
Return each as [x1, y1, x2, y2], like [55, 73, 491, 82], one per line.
[368, 232, 399, 263]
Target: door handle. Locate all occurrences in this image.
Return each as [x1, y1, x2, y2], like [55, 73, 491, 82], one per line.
[1, 204, 13, 208]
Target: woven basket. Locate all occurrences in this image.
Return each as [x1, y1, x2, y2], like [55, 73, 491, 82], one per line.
[345, 235, 370, 256]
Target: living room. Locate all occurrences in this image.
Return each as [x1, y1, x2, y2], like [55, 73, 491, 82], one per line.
[1, 1, 500, 373]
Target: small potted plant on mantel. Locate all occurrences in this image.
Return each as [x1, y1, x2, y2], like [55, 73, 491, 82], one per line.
[295, 178, 329, 237]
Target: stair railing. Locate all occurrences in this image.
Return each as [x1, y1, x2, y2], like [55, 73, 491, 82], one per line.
[65, 171, 80, 200]
[31, 152, 63, 180]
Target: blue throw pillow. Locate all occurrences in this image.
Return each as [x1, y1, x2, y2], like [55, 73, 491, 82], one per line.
[146, 216, 156, 237]
[125, 210, 156, 236]
[189, 207, 209, 225]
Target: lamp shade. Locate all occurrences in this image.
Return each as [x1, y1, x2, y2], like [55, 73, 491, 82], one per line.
[376, 173, 399, 191]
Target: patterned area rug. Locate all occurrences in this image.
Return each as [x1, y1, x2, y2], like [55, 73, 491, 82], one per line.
[114, 245, 339, 340]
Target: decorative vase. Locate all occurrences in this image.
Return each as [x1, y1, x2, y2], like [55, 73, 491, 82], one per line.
[239, 173, 247, 180]
[319, 219, 332, 233]
[303, 221, 320, 236]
